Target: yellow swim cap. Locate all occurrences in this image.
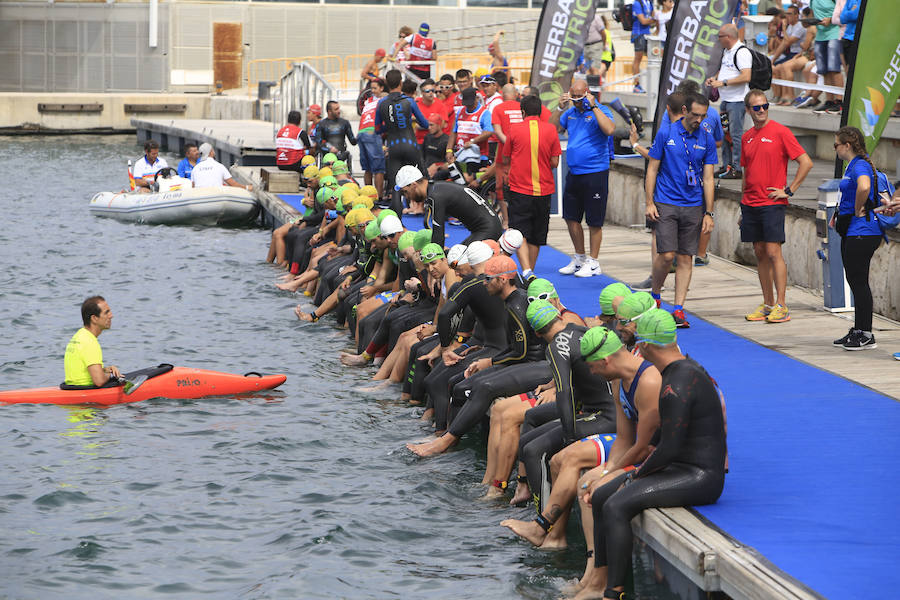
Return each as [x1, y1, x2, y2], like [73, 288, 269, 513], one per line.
[359, 185, 379, 198]
[303, 165, 319, 179]
[343, 182, 360, 193]
[300, 155, 316, 167]
[318, 166, 333, 179]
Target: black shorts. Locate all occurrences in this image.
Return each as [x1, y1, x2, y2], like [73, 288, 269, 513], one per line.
[507, 190, 551, 246]
[740, 204, 786, 243]
[562, 170, 608, 227]
[278, 161, 303, 173]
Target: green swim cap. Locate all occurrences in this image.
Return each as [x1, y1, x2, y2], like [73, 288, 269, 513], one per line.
[364, 220, 381, 241]
[526, 278, 558, 302]
[526, 299, 560, 332]
[617, 291, 655, 322]
[315, 187, 328, 206]
[376, 209, 399, 226]
[398, 231, 416, 252]
[635, 308, 677, 346]
[580, 326, 623, 361]
[598, 282, 632, 316]
[322, 152, 338, 165]
[335, 198, 345, 214]
[420, 243, 446, 264]
[319, 175, 338, 189]
[413, 229, 433, 251]
[331, 160, 349, 175]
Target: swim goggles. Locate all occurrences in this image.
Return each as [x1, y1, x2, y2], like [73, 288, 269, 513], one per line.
[527, 292, 552, 303]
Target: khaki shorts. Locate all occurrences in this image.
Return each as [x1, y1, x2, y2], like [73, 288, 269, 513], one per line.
[654, 202, 703, 256]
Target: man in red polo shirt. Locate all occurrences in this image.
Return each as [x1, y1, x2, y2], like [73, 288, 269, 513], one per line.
[415, 79, 449, 145]
[740, 89, 812, 324]
[503, 94, 561, 279]
[491, 83, 522, 228]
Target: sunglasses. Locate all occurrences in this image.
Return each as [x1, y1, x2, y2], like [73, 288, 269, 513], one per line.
[439, 84, 452, 89]
[421, 88, 435, 93]
[750, 103, 769, 112]
[834, 141, 846, 148]
[527, 292, 552, 303]
[580, 329, 611, 361]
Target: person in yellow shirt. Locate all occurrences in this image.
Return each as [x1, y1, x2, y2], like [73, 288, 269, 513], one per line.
[64, 296, 121, 387]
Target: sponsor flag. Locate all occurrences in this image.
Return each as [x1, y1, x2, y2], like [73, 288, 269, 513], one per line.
[842, 0, 900, 154]
[128, 159, 135, 191]
[530, 0, 597, 111]
[653, 0, 740, 130]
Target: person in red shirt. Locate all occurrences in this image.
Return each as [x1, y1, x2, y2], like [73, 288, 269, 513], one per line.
[503, 94, 562, 277]
[275, 110, 313, 172]
[740, 89, 812, 324]
[415, 79, 449, 145]
[491, 83, 524, 228]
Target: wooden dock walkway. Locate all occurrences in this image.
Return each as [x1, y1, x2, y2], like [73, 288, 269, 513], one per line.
[133, 118, 276, 167]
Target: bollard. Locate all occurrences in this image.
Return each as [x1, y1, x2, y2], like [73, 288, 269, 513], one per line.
[816, 179, 854, 312]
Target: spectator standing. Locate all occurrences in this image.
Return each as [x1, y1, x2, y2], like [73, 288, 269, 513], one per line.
[176, 142, 200, 180]
[357, 78, 387, 197]
[446, 87, 494, 177]
[275, 110, 313, 172]
[415, 79, 450, 145]
[831, 126, 889, 350]
[503, 95, 561, 279]
[551, 79, 616, 278]
[630, 0, 655, 93]
[390, 26, 413, 66]
[644, 94, 718, 328]
[421, 115, 449, 177]
[479, 75, 503, 115]
[585, 13, 615, 78]
[315, 101, 357, 170]
[706, 24, 752, 180]
[656, 0, 675, 41]
[492, 84, 526, 228]
[809, 0, 843, 114]
[838, 0, 860, 68]
[395, 23, 437, 81]
[740, 90, 813, 324]
[489, 31, 508, 74]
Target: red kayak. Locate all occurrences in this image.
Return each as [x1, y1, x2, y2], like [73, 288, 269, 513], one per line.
[0, 364, 287, 406]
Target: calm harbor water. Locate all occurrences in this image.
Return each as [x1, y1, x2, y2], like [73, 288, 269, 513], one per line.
[0, 135, 693, 599]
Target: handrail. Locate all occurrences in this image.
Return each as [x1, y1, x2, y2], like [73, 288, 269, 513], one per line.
[272, 62, 337, 137]
[248, 56, 343, 97]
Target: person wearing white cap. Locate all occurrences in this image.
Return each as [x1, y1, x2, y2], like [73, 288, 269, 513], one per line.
[395, 165, 502, 247]
[190, 143, 252, 191]
[498, 228, 523, 256]
[378, 214, 405, 244]
[465, 240, 494, 266]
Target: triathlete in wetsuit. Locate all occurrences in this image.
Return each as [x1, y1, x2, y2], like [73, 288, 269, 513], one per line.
[375, 70, 428, 211]
[423, 181, 502, 245]
[315, 101, 357, 166]
[586, 310, 726, 600]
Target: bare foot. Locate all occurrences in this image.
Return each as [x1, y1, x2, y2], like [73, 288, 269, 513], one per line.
[340, 352, 370, 366]
[406, 435, 453, 457]
[569, 588, 606, 600]
[275, 281, 301, 291]
[372, 356, 385, 367]
[539, 535, 568, 550]
[360, 380, 393, 393]
[419, 408, 434, 422]
[480, 486, 506, 500]
[500, 518, 548, 546]
[559, 578, 584, 597]
[295, 306, 314, 321]
[277, 273, 294, 281]
[510, 484, 531, 506]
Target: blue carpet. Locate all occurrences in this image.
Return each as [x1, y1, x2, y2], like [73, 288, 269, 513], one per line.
[276, 193, 307, 213]
[404, 214, 900, 598]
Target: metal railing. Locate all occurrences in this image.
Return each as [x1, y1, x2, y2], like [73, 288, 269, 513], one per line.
[248, 56, 343, 97]
[432, 18, 537, 55]
[273, 62, 337, 136]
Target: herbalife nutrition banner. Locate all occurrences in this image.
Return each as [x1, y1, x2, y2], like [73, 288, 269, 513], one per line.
[530, 0, 597, 111]
[654, 0, 740, 127]
[843, 0, 900, 153]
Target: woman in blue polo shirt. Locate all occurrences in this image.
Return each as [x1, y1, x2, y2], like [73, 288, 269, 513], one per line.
[832, 126, 885, 351]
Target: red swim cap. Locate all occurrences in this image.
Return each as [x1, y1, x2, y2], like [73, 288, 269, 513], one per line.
[483, 239, 501, 255]
[375, 48, 386, 57]
[484, 255, 518, 280]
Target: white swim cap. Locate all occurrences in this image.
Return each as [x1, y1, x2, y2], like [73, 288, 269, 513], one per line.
[499, 228, 524, 254]
[447, 244, 468, 265]
[465, 240, 493, 266]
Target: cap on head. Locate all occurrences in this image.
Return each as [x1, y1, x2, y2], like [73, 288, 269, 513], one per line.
[616, 291, 655, 322]
[332, 160, 349, 175]
[499, 228, 524, 254]
[319, 175, 338, 189]
[301, 155, 316, 167]
[484, 254, 517, 279]
[342, 181, 360, 193]
[461, 87, 478, 102]
[318, 166, 333, 179]
[322, 152, 338, 165]
[308, 104, 322, 116]
[598, 282, 632, 316]
[303, 165, 319, 179]
[474, 67, 490, 78]
[376, 208, 399, 226]
[526, 278, 558, 300]
[479, 75, 497, 85]
[413, 229, 433, 251]
[635, 308, 678, 346]
[356, 208, 376, 226]
[580, 326, 624, 361]
[446, 244, 468, 265]
[199, 142, 213, 160]
[375, 48, 386, 58]
[465, 240, 493, 266]
[394, 165, 424, 190]
[359, 185, 379, 198]
[420, 243, 446, 264]
[315, 187, 329, 206]
[364, 220, 381, 241]
[526, 299, 560, 332]
[379, 214, 404, 236]
[397, 230, 416, 252]
[418, 22, 430, 35]
[344, 209, 360, 229]
[484, 239, 501, 256]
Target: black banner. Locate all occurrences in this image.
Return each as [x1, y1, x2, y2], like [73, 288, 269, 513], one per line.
[530, 0, 597, 111]
[653, 0, 740, 128]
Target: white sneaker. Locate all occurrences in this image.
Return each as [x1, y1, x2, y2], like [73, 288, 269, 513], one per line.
[574, 260, 601, 278]
[558, 257, 583, 275]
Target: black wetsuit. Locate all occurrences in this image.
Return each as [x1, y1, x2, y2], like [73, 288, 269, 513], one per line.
[519, 324, 616, 512]
[591, 357, 727, 591]
[315, 117, 357, 166]
[424, 181, 502, 246]
[426, 274, 507, 431]
[422, 132, 449, 169]
[447, 288, 546, 437]
[375, 92, 428, 211]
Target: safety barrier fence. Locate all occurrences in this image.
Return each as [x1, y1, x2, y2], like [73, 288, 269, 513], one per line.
[273, 62, 337, 136]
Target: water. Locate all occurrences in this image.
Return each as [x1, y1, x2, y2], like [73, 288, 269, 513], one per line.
[0, 136, 695, 599]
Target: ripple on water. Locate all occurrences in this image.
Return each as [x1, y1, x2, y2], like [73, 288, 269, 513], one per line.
[34, 490, 94, 508]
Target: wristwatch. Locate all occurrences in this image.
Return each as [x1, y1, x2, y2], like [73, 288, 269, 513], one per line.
[704, 211, 715, 217]
[784, 186, 793, 197]
[723, 80, 728, 87]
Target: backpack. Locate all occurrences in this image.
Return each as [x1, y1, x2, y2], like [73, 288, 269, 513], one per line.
[866, 164, 899, 239]
[614, 0, 634, 32]
[737, 45, 772, 91]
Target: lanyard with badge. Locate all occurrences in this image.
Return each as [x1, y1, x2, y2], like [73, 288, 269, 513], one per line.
[680, 128, 700, 187]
